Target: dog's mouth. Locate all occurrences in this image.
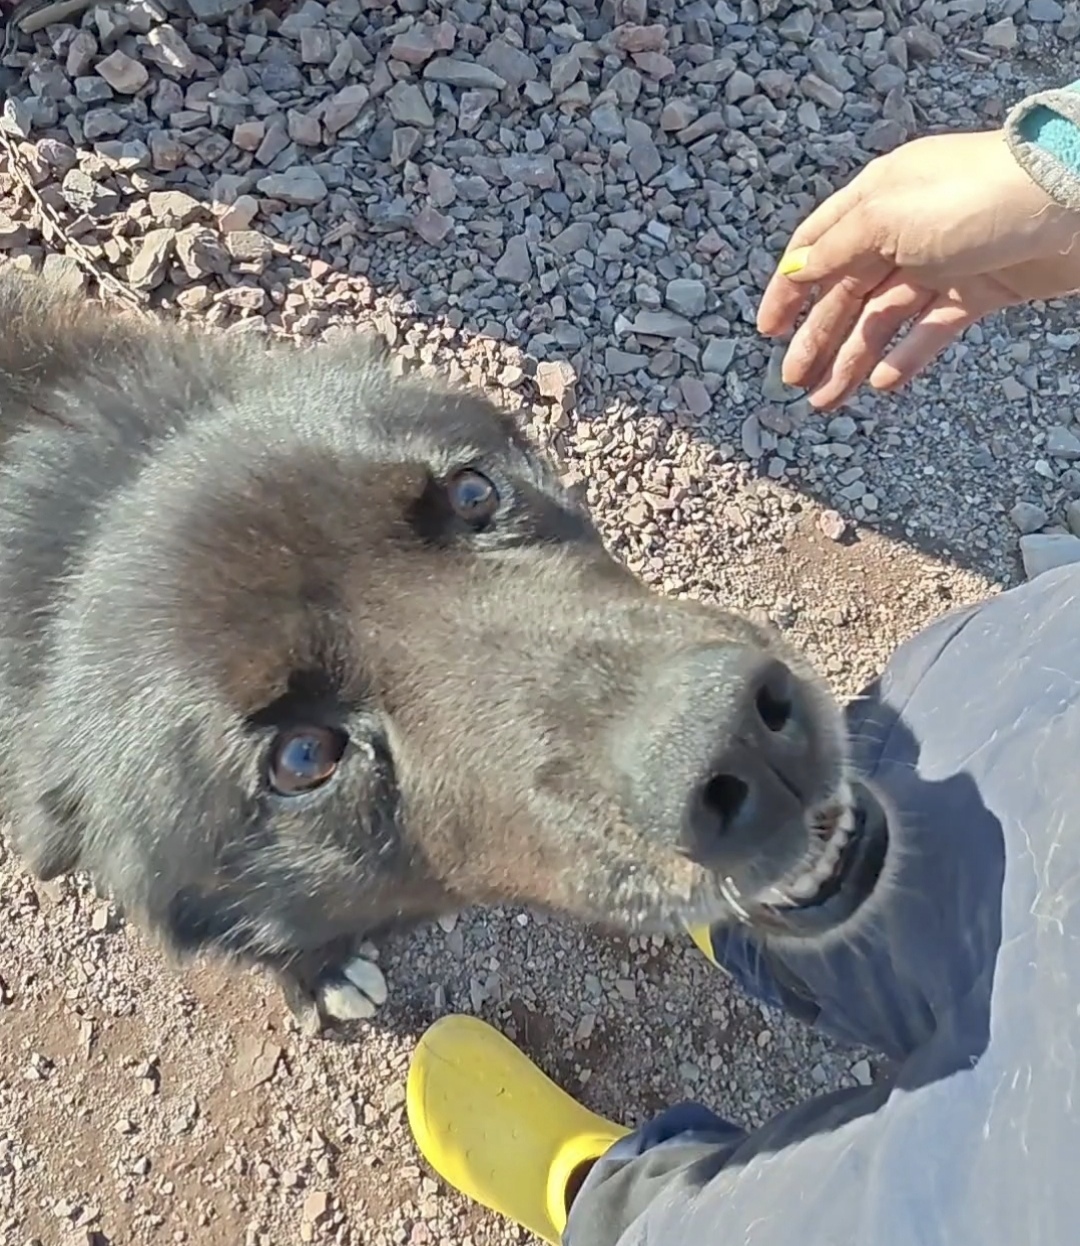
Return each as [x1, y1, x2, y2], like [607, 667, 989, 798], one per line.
[720, 779, 889, 937]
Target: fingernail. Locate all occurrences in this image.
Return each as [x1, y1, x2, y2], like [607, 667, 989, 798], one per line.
[778, 246, 811, 277]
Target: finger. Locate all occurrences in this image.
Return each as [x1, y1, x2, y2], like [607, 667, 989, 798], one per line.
[759, 215, 897, 344]
[757, 248, 817, 339]
[805, 279, 935, 411]
[779, 274, 883, 391]
[757, 268, 815, 340]
[757, 174, 871, 337]
[868, 300, 982, 392]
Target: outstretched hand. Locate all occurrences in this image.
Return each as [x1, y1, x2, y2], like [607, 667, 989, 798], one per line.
[757, 130, 1080, 410]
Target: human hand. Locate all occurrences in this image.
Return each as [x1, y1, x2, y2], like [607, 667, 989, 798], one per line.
[757, 129, 1080, 410]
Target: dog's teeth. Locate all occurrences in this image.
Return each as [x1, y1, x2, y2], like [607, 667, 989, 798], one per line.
[341, 955, 389, 1007]
[318, 981, 378, 1021]
[720, 877, 753, 922]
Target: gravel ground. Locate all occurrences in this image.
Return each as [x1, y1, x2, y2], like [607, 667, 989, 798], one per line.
[2, 1, 1080, 1243]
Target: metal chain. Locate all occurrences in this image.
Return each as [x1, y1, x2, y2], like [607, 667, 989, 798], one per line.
[1, 0, 148, 313]
[0, 125, 151, 314]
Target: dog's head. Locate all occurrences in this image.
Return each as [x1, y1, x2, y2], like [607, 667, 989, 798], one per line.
[23, 329, 887, 957]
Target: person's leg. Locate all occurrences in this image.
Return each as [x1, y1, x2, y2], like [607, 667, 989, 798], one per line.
[409, 563, 1080, 1246]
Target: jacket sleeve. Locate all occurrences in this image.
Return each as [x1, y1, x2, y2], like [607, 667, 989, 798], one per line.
[1005, 78, 1080, 211]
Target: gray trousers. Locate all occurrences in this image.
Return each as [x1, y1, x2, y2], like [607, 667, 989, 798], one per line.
[566, 563, 1080, 1246]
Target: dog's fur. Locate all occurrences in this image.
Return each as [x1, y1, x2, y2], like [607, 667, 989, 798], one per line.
[0, 268, 859, 1029]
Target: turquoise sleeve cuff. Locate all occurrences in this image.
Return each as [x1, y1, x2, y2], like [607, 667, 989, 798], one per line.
[1016, 78, 1080, 176]
[1005, 78, 1080, 211]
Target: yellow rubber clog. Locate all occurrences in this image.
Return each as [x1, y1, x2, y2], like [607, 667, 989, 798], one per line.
[407, 1014, 629, 1245]
[686, 922, 721, 967]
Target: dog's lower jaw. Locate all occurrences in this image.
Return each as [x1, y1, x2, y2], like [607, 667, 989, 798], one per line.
[734, 777, 891, 944]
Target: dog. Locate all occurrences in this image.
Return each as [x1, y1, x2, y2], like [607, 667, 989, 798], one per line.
[0, 266, 888, 1032]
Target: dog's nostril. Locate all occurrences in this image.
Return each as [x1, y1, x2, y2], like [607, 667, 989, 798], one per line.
[754, 665, 795, 734]
[699, 773, 750, 835]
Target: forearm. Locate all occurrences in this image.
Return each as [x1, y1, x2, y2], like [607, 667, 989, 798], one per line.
[1005, 78, 1080, 212]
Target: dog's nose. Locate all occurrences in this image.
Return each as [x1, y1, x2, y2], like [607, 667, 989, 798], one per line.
[615, 645, 831, 869]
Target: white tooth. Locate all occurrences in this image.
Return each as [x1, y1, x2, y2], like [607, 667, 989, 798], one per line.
[721, 877, 753, 923]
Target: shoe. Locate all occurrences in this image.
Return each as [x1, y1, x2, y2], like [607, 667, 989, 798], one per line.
[407, 1014, 629, 1245]
[687, 922, 721, 967]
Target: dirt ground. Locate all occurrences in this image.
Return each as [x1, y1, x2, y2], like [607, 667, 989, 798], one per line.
[2, 2, 1077, 1245]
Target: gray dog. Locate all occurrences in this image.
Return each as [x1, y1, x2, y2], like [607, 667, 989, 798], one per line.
[0, 268, 888, 1032]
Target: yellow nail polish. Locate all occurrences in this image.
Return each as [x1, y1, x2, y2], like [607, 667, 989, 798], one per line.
[778, 246, 811, 277]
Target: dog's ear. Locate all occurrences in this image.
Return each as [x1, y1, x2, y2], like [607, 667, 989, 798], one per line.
[0, 265, 144, 392]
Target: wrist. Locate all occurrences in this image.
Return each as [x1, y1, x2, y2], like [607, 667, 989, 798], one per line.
[1005, 80, 1080, 215]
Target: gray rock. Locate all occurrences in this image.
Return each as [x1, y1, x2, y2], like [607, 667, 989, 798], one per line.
[413, 207, 453, 245]
[779, 9, 814, 42]
[95, 50, 148, 95]
[494, 235, 533, 283]
[676, 111, 726, 144]
[850, 1059, 873, 1086]
[391, 125, 424, 168]
[458, 89, 497, 133]
[480, 39, 538, 89]
[387, 82, 435, 129]
[605, 348, 647, 376]
[300, 28, 336, 65]
[983, 17, 1018, 49]
[725, 70, 755, 103]
[702, 338, 737, 373]
[81, 107, 128, 141]
[499, 154, 558, 189]
[863, 119, 907, 152]
[2, 97, 35, 140]
[256, 168, 328, 206]
[391, 28, 438, 67]
[664, 278, 707, 319]
[61, 169, 119, 215]
[323, 85, 369, 135]
[0, 211, 32, 250]
[629, 310, 694, 340]
[1067, 500, 1080, 537]
[680, 377, 712, 419]
[146, 25, 199, 76]
[802, 75, 845, 111]
[423, 58, 507, 91]
[1009, 502, 1049, 534]
[128, 227, 176, 290]
[1046, 425, 1080, 460]
[147, 190, 203, 227]
[185, 0, 246, 18]
[659, 98, 697, 131]
[808, 41, 855, 92]
[40, 252, 85, 292]
[66, 32, 98, 78]
[826, 415, 858, 442]
[1020, 533, 1080, 580]
[288, 108, 322, 147]
[741, 413, 764, 459]
[627, 137, 661, 182]
[1027, 0, 1065, 20]
[551, 222, 593, 255]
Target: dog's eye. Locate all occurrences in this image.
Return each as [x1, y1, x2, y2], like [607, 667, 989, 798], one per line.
[268, 727, 347, 796]
[446, 468, 499, 526]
